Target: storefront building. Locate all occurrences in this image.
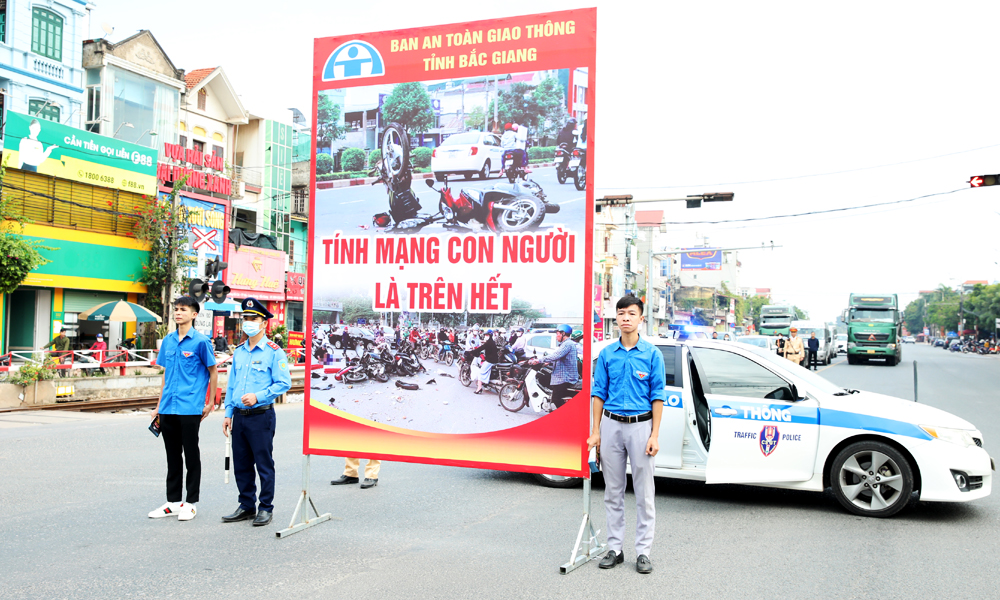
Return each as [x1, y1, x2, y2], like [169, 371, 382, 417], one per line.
[1, 111, 158, 353]
[225, 242, 287, 338]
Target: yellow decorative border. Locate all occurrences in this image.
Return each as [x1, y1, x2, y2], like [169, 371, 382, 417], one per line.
[21, 273, 147, 294]
[21, 223, 150, 251]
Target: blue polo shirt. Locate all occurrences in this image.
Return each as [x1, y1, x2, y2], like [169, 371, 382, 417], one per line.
[592, 337, 665, 416]
[225, 337, 292, 418]
[158, 328, 217, 415]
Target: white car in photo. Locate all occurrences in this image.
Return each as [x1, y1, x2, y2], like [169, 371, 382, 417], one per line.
[536, 338, 993, 518]
[431, 131, 503, 181]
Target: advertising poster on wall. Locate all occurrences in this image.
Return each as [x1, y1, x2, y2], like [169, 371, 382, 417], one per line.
[2, 111, 158, 193]
[306, 9, 595, 476]
[680, 248, 722, 271]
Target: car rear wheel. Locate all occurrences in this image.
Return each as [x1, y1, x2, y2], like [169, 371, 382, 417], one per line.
[533, 473, 581, 488]
[831, 441, 914, 518]
[479, 160, 490, 180]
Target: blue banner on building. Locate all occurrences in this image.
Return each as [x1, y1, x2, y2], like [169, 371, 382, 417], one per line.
[162, 192, 228, 280]
[680, 248, 722, 271]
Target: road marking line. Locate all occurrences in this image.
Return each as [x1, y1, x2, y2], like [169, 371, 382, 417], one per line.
[339, 199, 366, 205]
[817, 360, 843, 373]
[560, 197, 585, 205]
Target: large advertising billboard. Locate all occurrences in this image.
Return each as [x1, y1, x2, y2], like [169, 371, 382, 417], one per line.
[680, 248, 722, 271]
[3, 111, 158, 193]
[306, 9, 595, 476]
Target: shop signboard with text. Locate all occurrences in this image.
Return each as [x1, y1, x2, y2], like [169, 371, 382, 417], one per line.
[3, 111, 158, 193]
[227, 244, 287, 302]
[680, 248, 722, 271]
[305, 9, 596, 477]
[286, 272, 306, 301]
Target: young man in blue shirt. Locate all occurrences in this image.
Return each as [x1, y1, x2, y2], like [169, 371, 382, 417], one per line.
[221, 298, 291, 527]
[148, 297, 219, 522]
[588, 296, 664, 574]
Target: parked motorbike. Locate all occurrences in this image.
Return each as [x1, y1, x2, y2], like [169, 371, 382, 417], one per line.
[499, 362, 583, 414]
[572, 147, 587, 191]
[425, 177, 549, 233]
[458, 345, 518, 392]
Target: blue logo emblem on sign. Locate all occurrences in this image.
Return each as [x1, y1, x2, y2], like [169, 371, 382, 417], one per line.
[322, 41, 385, 81]
[760, 425, 779, 456]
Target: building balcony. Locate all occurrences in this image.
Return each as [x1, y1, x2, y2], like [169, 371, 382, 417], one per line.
[32, 57, 65, 81]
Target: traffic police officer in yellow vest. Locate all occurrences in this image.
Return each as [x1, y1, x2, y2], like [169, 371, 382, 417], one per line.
[221, 298, 291, 527]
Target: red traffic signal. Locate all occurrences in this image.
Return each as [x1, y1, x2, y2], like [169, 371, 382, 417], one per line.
[970, 175, 999, 188]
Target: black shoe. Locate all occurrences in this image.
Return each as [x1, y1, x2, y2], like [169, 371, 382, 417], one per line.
[598, 550, 623, 569]
[636, 554, 653, 574]
[252, 510, 272, 527]
[330, 475, 359, 485]
[221, 507, 256, 523]
[361, 478, 378, 489]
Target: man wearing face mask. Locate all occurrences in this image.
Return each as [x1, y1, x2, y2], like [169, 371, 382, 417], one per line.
[221, 298, 291, 527]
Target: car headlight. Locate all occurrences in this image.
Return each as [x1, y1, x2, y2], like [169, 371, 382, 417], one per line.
[847, 342, 856, 348]
[887, 343, 896, 349]
[920, 425, 976, 447]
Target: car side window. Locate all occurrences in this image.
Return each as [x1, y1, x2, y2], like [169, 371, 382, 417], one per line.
[690, 347, 791, 399]
[654, 345, 677, 387]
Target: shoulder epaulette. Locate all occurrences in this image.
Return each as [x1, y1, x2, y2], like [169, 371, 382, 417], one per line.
[267, 341, 281, 350]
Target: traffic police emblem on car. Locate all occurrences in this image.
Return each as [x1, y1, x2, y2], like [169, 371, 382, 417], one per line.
[760, 426, 779, 456]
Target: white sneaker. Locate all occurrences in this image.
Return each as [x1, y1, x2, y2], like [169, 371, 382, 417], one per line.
[178, 503, 197, 521]
[148, 502, 182, 518]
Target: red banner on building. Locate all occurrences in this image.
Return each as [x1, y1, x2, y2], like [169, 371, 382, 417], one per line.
[227, 244, 287, 302]
[304, 9, 596, 477]
[286, 272, 306, 301]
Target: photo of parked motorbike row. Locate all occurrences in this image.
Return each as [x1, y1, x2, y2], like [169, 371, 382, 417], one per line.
[309, 321, 584, 435]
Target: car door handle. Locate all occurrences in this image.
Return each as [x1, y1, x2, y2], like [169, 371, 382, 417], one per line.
[713, 406, 737, 416]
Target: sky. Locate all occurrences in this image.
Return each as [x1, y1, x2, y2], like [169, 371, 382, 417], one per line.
[87, 0, 1000, 321]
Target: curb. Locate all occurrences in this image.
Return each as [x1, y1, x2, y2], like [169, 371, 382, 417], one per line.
[315, 163, 556, 190]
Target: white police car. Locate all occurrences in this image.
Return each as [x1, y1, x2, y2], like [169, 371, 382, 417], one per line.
[536, 337, 993, 518]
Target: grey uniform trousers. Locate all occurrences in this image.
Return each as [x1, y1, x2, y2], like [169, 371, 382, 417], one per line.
[600, 415, 656, 557]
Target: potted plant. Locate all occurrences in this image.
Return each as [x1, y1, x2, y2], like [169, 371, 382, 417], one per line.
[155, 323, 169, 350]
[2, 357, 58, 406]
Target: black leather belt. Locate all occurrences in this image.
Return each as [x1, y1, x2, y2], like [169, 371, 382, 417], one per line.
[603, 409, 652, 423]
[238, 404, 273, 416]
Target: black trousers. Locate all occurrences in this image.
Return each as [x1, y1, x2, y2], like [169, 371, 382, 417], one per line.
[807, 349, 819, 370]
[550, 382, 575, 409]
[159, 414, 202, 504]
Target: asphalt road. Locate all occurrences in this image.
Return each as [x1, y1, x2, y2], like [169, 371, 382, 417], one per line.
[2, 343, 998, 599]
[313, 165, 587, 238]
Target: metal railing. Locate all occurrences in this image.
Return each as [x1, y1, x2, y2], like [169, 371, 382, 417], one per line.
[33, 57, 65, 80]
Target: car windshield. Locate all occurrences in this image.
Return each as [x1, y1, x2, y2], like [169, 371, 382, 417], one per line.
[442, 132, 481, 146]
[849, 309, 896, 323]
[761, 316, 790, 324]
[738, 344, 846, 395]
[797, 328, 825, 339]
[837, 334, 847, 341]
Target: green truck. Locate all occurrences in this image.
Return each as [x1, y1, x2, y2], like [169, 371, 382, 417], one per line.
[758, 305, 794, 336]
[845, 294, 902, 365]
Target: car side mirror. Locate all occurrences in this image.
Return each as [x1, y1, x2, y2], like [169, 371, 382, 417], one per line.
[425, 179, 435, 187]
[790, 383, 801, 401]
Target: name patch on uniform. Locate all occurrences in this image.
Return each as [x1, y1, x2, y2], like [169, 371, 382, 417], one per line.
[634, 370, 648, 380]
[760, 425, 779, 456]
[182, 351, 193, 358]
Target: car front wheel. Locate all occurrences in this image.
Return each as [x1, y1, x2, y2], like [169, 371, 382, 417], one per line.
[831, 441, 914, 518]
[533, 473, 581, 488]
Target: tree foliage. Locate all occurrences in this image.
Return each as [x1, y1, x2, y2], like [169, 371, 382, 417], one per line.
[381, 82, 435, 134]
[316, 94, 346, 150]
[135, 177, 194, 322]
[793, 306, 809, 320]
[487, 77, 568, 138]
[340, 148, 366, 172]
[464, 105, 487, 131]
[315, 153, 334, 175]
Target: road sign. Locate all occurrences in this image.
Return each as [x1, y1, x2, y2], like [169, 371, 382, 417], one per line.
[995, 318, 1000, 328]
[970, 174, 999, 187]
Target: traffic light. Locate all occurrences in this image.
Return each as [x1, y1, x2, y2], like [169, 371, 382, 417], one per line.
[969, 175, 999, 188]
[205, 256, 228, 278]
[210, 280, 231, 304]
[687, 192, 735, 208]
[188, 279, 210, 303]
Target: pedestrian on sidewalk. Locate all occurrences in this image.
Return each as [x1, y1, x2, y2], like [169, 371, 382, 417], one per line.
[148, 297, 219, 522]
[221, 298, 291, 527]
[785, 328, 805, 366]
[331, 458, 381, 489]
[41, 328, 72, 377]
[807, 332, 820, 370]
[589, 296, 664, 575]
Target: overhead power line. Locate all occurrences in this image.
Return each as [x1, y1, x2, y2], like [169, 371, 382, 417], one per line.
[602, 188, 969, 226]
[597, 143, 1000, 191]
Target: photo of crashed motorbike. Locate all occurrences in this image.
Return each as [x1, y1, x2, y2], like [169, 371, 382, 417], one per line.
[371, 123, 561, 235]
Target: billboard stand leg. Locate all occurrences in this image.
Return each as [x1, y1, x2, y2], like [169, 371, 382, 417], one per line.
[559, 477, 606, 574]
[276, 455, 332, 539]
